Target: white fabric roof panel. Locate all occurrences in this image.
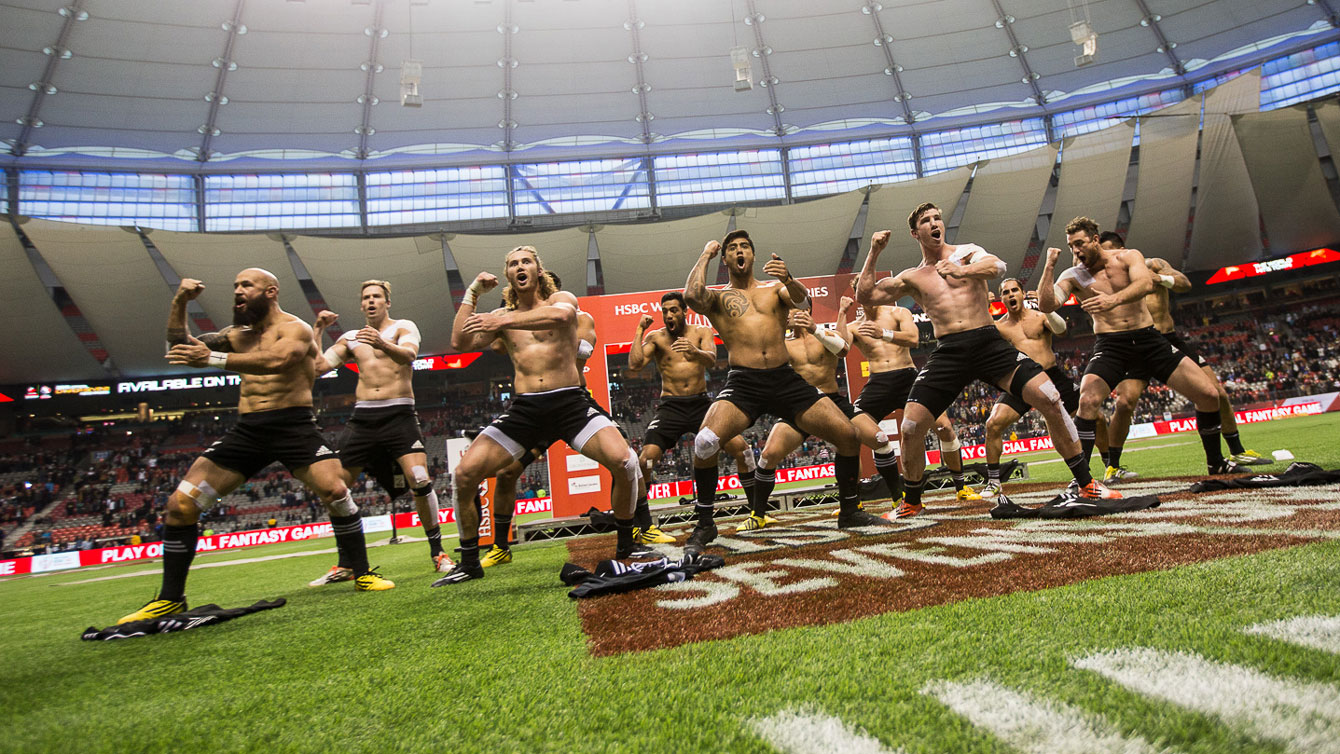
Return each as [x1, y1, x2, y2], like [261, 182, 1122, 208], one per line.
[21, 219, 180, 376]
[289, 235, 455, 357]
[1234, 107, 1340, 254]
[865, 167, 973, 266]
[953, 145, 1059, 274]
[0, 223, 103, 384]
[1188, 71, 1263, 269]
[598, 213, 731, 295]
[734, 191, 865, 278]
[1042, 122, 1135, 262]
[447, 228, 591, 313]
[149, 231, 308, 330]
[1123, 96, 1201, 261]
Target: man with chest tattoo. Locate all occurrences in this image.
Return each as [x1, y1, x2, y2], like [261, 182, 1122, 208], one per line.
[1040, 217, 1247, 477]
[683, 230, 890, 558]
[441, 246, 644, 583]
[857, 204, 1115, 518]
[627, 292, 757, 537]
[307, 279, 452, 584]
[981, 278, 1108, 498]
[117, 269, 395, 624]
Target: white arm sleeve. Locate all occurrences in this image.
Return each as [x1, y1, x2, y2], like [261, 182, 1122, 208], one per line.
[1044, 311, 1067, 335]
[577, 340, 595, 358]
[396, 319, 422, 350]
[814, 327, 845, 355]
[1053, 284, 1068, 304]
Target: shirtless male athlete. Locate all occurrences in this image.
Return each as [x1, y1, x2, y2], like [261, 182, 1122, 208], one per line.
[117, 269, 394, 624]
[627, 291, 756, 536]
[1040, 217, 1246, 477]
[440, 246, 644, 583]
[307, 279, 452, 585]
[857, 204, 1116, 519]
[683, 230, 889, 558]
[1098, 231, 1269, 480]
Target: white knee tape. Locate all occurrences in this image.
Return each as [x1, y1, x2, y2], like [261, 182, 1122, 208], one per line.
[410, 464, 430, 487]
[622, 448, 640, 482]
[740, 450, 757, 473]
[327, 490, 359, 517]
[1038, 380, 1061, 403]
[757, 455, 774, 471]
[875, 435, 897, 455]
[941, 435, 961, 453]
[693, 427, 720, 460]
[176, 480, 219, 511]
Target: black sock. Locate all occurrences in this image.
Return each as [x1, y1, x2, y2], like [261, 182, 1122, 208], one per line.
[752, 467, 776, 516]
[1099, 449, 1110, 467]
[330, 514, 370, 575]
[158, 523, 198, 602]
[633, 496, 653, 530]
[951, 471, 965, 492]
[694, 465, 718, 525]
[1065, 453, 1094, 486]
[987, 463, 1001, 485]
[493, 508, 513, 551]
[740, 476, 757, 510]
[1109, 445, 1123, 467]
[836, 453, 860, 514]
[1075, 417, 1097, 464]
[904, 477, 924, 508]
[459, 536, 480, 567]
[1223, 430, 1245, 455]
[424, 525, 444, 557]
[874, 450, 903, 499]
[1197, 410, 1225, 468]
[616, 518, 634, 553]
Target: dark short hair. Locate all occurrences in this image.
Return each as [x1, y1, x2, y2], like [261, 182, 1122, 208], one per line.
[908, 202, 940, 231]
[722, 229, 752, 248]
[1098, 231, 1125, 248]
[661, 291, 686, 309]
[999, 277, 1021, 293]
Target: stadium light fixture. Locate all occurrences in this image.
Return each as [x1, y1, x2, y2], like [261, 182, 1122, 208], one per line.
[1070, 20, 1097, 66]
[731, 45, 753, 91]
[401, 59, 423, 107]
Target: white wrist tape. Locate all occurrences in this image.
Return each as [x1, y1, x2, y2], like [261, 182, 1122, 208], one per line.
[208, 351, 228, 368]
[1158, 274, 1176, 289]
[1053, 284, 1067, 304]
[463, 281, 485, 308]
[577, 340, 595, 359]
[881, 328, 897, 343]
[1044, 311, 1067, 335]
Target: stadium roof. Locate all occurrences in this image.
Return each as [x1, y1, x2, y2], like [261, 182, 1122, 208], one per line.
[1, 0, 1337, 168]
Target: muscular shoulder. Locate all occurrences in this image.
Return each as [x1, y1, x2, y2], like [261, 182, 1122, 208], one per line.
[948, 243, 986, 262]
[547, 290, 579, 309]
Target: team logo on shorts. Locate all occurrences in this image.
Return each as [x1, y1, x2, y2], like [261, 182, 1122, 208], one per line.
[315, 445, 334, 457]
[411, 440, 424, 450]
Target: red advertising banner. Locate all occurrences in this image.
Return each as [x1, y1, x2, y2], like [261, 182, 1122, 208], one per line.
[1205, 247, 1340, 284]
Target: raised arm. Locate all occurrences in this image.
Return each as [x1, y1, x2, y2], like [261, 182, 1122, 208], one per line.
[167, 320, 311, 375]
[835, 296, 855, 346]
[855, 230, 900, 306]
[762, 254, 810, 310]
[166, 278, 234, 356]
[1038, 247, 1071, 313]
[685, 241, 722, 315]
[627, 314, 656, 372]
[452, 272, 501, 352]
[1148, 257, 1192, 294]
[312, 311, 347, 374]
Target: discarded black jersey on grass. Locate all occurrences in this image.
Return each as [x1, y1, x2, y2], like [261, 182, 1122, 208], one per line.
[989, 493, 1160, 519]
[1189, 462, 1340, 491]
[561, 556, 725, 599]
[82, 598, 285, 641]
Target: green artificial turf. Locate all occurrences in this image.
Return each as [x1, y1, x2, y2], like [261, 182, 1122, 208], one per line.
[3, 412, 1339, 753]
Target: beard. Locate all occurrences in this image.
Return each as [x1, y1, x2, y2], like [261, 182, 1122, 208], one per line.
[233, 297, 268, 327]
[666, 318, 686, 338]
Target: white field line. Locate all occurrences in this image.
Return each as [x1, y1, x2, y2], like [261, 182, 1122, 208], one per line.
[1245, 615, 1340, 655]
[1024, 441, 1194, 466]
[1073, 647, 1340, 754]
[750, 709, 902, 754]
[923, 678, 1169, 754]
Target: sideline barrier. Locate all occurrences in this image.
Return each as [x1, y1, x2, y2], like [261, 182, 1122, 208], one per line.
[3, 399, 1330, 576]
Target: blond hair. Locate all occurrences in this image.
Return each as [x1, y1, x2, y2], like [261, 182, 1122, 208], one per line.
[502, 246, 558, 311]
[360, 279, 391, 300]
